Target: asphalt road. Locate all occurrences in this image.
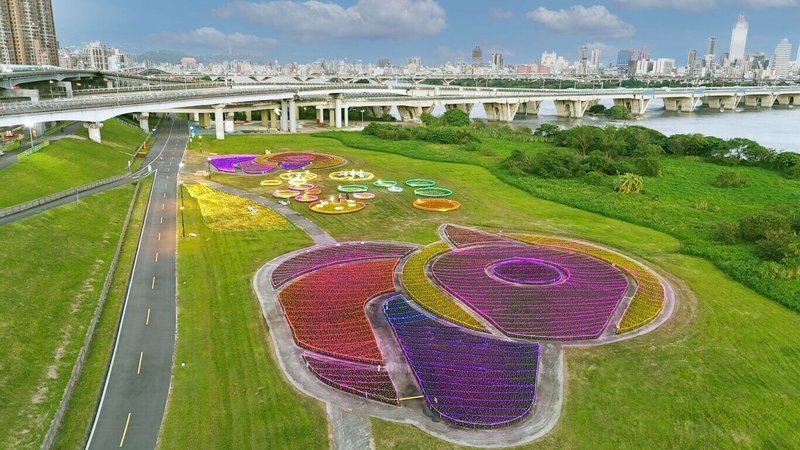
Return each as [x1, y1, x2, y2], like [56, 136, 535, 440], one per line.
[86, 118, 187, 450]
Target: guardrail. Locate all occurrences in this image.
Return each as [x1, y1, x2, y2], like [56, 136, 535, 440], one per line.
[18, 140, 49, 158]
[0, 172, 131, 219]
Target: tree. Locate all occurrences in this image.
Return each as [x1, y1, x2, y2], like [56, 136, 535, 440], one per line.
[440, 109, 471, 127]
[614, 173, 644, 194]
[563, 126, 600, 157]
[739, 211, 791, 242]
[534, 123, 561, 139]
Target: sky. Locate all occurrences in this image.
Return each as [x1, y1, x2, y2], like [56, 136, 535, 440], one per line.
[52, 0, 800, 64]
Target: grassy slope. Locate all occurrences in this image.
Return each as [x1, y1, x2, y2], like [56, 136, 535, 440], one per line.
[52, 179, 152, 450]
[0, 120, 145, 208]
[0, 186, 135, 449]
[158, 187, 328, 449]
[194, 133, 800, 448]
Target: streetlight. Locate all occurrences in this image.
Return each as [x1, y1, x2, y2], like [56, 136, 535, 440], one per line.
[178, 176, 186, 238]
[24, 121, 34, 149]
[360, 109, 365, 127]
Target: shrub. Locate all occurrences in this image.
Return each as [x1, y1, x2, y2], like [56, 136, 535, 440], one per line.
[420, 113, 438, 127]
[501, 149, 533, 174]
[634, 157, 663, 177]
[714, 170, 749, 187]
[528, 150, 581, 178]
[614, 173, 644, 194]
[462, 141, 481, 152]
[606, 105, 633, 120]
[583, 171, 608, 186]
[440, 109, 471, 127]
[715, 222, 740, 244]
[755, 229, 800, 262]
[533, 123, 560, 138]
[739, 211, 791, 242]
[587, 104, 607, 114]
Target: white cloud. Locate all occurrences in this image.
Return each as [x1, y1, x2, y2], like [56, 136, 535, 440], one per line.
[214, 0, 447, 39]
[526, 5, 635, 38]
[148, 27, 277, 50]
[490, 8, 514, 19]
[615, 0, 796, 9]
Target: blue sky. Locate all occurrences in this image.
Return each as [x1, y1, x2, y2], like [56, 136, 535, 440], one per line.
[52, 0, 800, 64]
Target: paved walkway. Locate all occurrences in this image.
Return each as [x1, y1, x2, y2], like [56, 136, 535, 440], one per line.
[86, 118, 188, 449]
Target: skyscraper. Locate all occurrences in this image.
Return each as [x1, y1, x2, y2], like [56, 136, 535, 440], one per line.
[471, 45, 482, 67]
[578, 45, 588, 74]
[490, 52, 503, 69]
[616, 49, 631, 73]
[687, 50, 697, 72]
[0, 0, 58, 66]
[590, 48, 601, 68]
[708, 36, 717, 57]
[773, 38, 792, 78]
[729, 14, 748, 66]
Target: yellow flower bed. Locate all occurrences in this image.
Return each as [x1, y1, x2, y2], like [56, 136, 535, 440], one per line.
[509, 234, 665, 334]
[401, 242, 487, 331]
[185, 184, 292, 231]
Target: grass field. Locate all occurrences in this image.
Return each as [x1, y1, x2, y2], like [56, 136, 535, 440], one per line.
[0, 120, 145, 208]
[185, 133, 800, 448]
[0, 185, 135, 449]
[52, 179, 151, 450]
[158, 186, 329, 449]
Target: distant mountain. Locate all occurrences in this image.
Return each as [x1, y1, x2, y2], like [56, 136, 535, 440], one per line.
[134, 50, 192, 64]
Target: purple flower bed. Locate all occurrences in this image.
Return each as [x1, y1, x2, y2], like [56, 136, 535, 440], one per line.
[442, 224, 510, 248]
[271, 242, 417, 288]
[384, 295, 539, 428]
[240, 159, 276, 174]
[304, 353, 399, 405]
[430, 244, 629, 340]
[208, 154, 260, 173]
[280, 161, 309, 170]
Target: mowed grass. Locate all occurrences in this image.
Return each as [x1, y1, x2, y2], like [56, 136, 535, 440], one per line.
[0, 186, 135, 449]
[159, 187, 328, 449]
[52, 179, 152, 450]
[191, 133, 800, 448]
[0, 119, 145, 208]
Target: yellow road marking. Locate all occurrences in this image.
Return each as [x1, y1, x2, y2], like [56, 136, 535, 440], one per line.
[151, 276, 156, 289]
[158, 232, 161, 241]
[162, 203, 165, 211]
[163, 192, 166, 199]
[119, 412, 131, 447]
[160, 217, 163, 224]
[155, 252, 159, 262]
[146, 308, 151, 325]
[137, 352, 143, 374]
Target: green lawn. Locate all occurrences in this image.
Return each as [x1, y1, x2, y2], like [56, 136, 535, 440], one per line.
[188, 133, 800, 448]
[0, 119, 145, 208]
[158, 187, 328, 449]
[52, 179, 152, 450]
[0, 186, 135, 449]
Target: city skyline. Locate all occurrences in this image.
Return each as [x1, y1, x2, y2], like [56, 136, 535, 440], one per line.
[52, 0, 800, 65]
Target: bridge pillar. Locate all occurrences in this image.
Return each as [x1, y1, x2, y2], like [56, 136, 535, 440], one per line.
[518, 101, 540, 117]
[553, 99, 591, 118]
[776, 94, 797, 106]
[200, 113, 212, 129]
[663, 97, 697, 112]
[344, 107, 349, 127]
[704, 95, 741, 111]
[289, 98, 298, 133]
[245, 111, 252, 122]
[138, 113, 150, 132]
[744, 95, 776, 108]
[1, 88, 39, 103]
[84, 122, 104, 144]
[397, 106, 421, 122]
[445, 103, 474, 115]
[612, 98, 651, 116]
[280, 100, 288, 132]
[483, 101, 521, 122]
[56, 81, 73, 98]
[334, 98, 343, 128]
[214, 107, 225, 140]
[316, 107, 324, 124]
[224, 112, 235, 133]
[192, 112, 200, 123]
[270, 110, 278, 129]
[370, 106, 391, 118]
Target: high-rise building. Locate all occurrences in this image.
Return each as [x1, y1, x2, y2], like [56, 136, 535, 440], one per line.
[708, 36, 717, 57]
[729, 14, 748, 66]
[471, 45, 482, 67]
[0, 0, 58, 65]
[796, 42, 800, 64]
[578, 45, 588, 74]
[616, 49, 631, 73]
[687, 50, 697, 70]
[490, 52, 503, 69]
[83, 41, 109, 70]
[590, 48, 601, 68]
[773, 38, 792, 78]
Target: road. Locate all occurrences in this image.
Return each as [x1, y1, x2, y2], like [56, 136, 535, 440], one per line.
[86, 117, 187, 449]
[0, 121, 84, 170]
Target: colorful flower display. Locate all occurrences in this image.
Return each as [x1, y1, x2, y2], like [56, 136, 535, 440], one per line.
[256, 151, 346, 170]
[310, 198, 366, 214]
[185, 184, 292, 231]
[303, 354, 399, 405]
[412, 198, 461, 212]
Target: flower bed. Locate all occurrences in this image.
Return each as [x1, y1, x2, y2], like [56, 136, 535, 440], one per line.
[239, 160, 276, 174]
[272, 242, 416, 288]
[384, 295, 539, 428]
[303, 353, 399, 405]
[509, 234, 666, 334]
[208, 154, 260, 173]
[257, 151, 346, 170]
[185, 184, 292, 231]
[278, 259, 399, 364]
[414, 187, 453, 198]
[430, 243, 629, 340]
[310, 199, 366, 214]
[400, 242, 486, 331]
[412, 198, 461, 212]
[442, 224, 510, 249]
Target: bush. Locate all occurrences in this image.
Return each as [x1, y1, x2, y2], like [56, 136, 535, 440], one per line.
[606, 105, 633, 120]
[587, 104, 607, 114]
[533, 124, 560, 138]
[440, 109, 471, 127]
[614, 173, 644, 194]
[420, 113, 438, 127]
[715, 222, 740, 244]
[755, 229, 800, 262]
[739, 211, 791, 242]
[634, 157, 663, 177]
[714, 170, 749, 187]
[583, 171, 608, 186]
[528, 150, 581, 178]
[462, 141, 481, 152]
[501, 149, 533, 174]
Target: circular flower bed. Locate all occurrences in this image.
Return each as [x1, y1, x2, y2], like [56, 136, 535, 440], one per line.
[289, 183, 315, 192]
[295, 194, 320, 203]
[488, 258, 566, 286]
[272, 190, 301, 199]
[413, 198, 461, 212]
[337, 184, 369, 193]
[256, 151, 346, 170]
[305, 188, 322, 195]
[352, 192, 376, 200]
[330, 169, 375, 182]
[260, 179, 282, 187]
[310, 199, 366, 214]
[405, 179, 437, 188]
[415, 187, 453, 198]
[373, 180, 397, 188]
[388, 186, 404, 193]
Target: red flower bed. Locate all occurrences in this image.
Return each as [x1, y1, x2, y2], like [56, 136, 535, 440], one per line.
[304, 353, 399, 405]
